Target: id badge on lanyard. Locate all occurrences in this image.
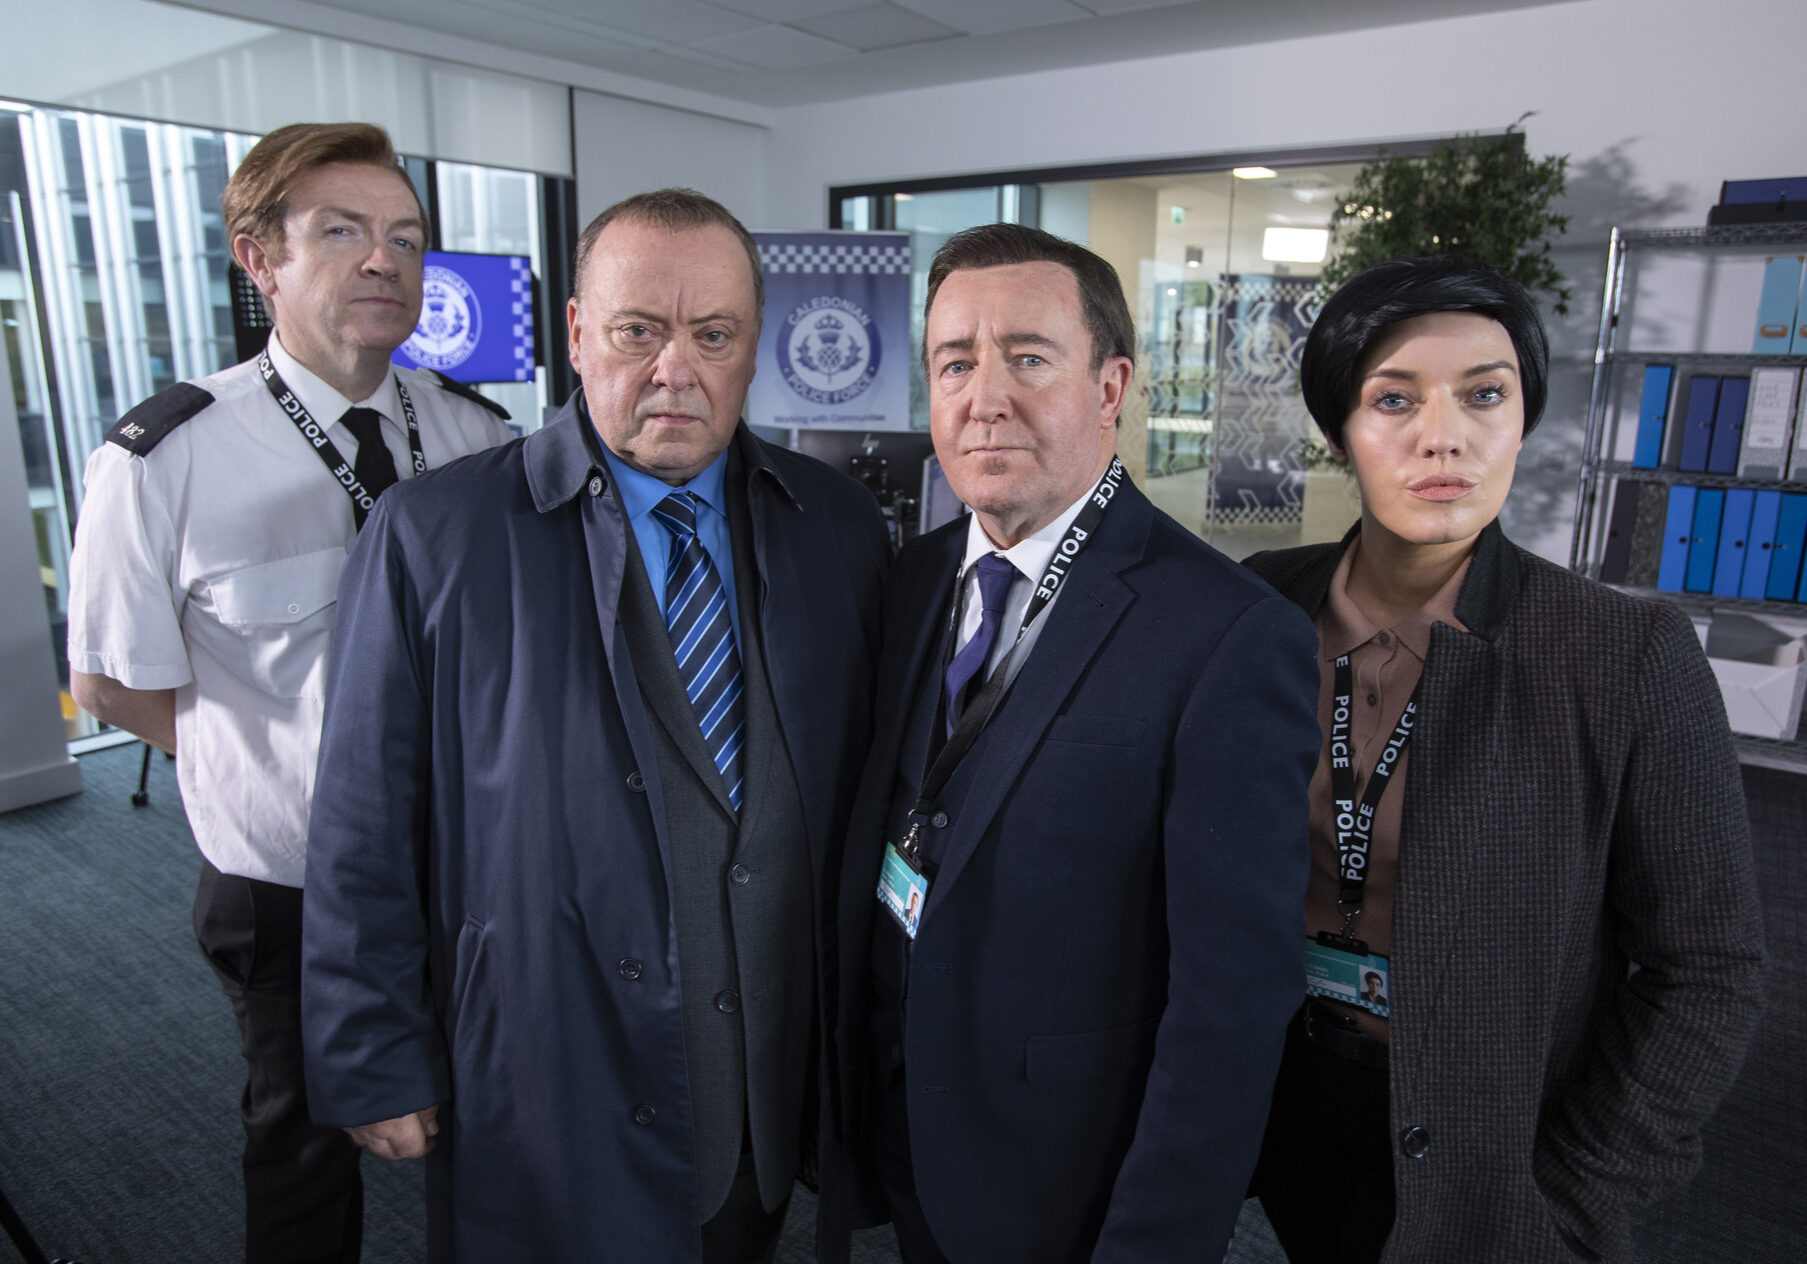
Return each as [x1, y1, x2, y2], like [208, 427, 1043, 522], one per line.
[874, 457, 1127, 942]
[1305, 939, 1390, 1018]
[878, 840, 929, 940]
[1309, 652, 1417, 1019]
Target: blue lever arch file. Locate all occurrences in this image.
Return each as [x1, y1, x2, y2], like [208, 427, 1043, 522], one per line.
[1713, 489, 1754, 597]
[1632, 364, 1673, 469]
[1658, 485, 1696, 592]
[1677, 376, 1720, 473]
[1742, 491, 1784, 598]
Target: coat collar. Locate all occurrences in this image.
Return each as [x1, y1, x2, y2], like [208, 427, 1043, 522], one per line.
[1283, 518, 1520, 644]
[524, 388, 800, 515]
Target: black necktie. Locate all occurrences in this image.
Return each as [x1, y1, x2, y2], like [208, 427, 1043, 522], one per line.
[338, 407, 399, 509]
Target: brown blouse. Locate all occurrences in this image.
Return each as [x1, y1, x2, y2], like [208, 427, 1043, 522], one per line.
[1304, 537, 1469, 1041]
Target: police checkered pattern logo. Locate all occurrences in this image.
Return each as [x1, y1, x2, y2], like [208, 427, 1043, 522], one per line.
[509, 258, 533, 381]
[760, 242, 910, 275]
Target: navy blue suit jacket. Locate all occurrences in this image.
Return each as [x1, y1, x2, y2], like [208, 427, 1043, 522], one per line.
[301, 396, 888, 1262]
[830, 477, 1318, 1263]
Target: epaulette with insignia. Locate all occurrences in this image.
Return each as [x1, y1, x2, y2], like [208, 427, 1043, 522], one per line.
[422, 369, 510, 422]
[105, 383, 215, 455]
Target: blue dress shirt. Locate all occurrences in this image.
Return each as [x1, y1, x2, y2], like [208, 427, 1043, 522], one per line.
[596, 442, 741, 645]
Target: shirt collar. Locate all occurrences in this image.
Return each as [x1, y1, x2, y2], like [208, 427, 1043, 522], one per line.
[595, 429, 731, 528]
[960, 481, 1093, 585]
[267, 331, 402, 429]
[1319, 534, 1470, 662]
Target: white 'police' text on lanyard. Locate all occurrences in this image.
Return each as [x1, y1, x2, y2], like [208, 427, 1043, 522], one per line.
[898, 455, 1125, 870]
[256, 349, 425, 530]
[1320, 653, 1419, 956]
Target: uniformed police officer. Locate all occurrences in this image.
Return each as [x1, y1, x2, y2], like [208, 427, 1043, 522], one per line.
[66, 122, 512, 1263]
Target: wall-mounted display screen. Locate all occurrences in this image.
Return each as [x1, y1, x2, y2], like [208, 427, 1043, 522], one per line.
[392, 250, 536, 383]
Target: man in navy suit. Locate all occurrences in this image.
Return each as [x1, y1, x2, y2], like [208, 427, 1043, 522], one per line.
[301, 189, 889, 1262]
[829, 224, 1320, 1263]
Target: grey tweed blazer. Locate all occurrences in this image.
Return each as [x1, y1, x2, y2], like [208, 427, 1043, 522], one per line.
[1244, 521, 1765, 1264]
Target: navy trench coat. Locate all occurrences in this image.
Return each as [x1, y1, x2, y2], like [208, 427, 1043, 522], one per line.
[301, 396, 888, 1261]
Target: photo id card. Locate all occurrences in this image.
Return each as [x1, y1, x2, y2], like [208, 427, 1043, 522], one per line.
[877, 842, 929, 940]
[1305, 938, 1390, 1017]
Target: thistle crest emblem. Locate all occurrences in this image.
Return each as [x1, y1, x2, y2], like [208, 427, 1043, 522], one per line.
[778, 298, 881, 405]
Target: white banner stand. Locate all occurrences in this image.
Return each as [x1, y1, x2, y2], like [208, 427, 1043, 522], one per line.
[0, 334, 82, 812]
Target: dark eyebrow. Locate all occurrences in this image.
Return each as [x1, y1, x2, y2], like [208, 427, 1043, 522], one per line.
[1364, 359, 1518, 383]
[929, 332, 1064, 361]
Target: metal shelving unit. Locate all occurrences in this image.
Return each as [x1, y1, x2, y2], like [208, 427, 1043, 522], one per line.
[1570, 223, 1807, 772]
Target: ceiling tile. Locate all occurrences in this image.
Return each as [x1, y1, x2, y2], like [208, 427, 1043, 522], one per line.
[793, 3, 960, 51]
[518, 0, 765, 44]
[708, 0, 872, 19]
[893, 0, 1091, 37]
[1073, 0, 1199, 14]
[688, 22, 858, 69]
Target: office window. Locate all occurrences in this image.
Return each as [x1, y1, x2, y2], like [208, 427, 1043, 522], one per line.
[0, 103, 561, 742]
[830, 148, 1438, 556]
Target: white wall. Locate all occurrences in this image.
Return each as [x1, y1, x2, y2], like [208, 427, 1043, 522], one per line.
[764, 0, 1804, 228]
[572, 90, 769, 232]
[761, 0, 1807, 560]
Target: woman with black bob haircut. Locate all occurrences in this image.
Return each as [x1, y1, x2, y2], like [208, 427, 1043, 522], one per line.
[1243, 254, 1764, 1264]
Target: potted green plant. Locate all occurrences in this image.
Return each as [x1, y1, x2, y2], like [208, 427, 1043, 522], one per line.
[1321, 113, 1572, 313]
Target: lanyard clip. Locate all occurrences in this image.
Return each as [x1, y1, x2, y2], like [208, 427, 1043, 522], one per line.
[898, 819, 924, 864]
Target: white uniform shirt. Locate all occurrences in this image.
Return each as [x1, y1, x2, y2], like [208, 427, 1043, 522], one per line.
[951, 482, 1095, 697]
[66, 333, 512, 887]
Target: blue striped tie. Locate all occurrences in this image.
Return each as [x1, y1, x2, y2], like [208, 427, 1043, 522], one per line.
[652, 492, 744, 812]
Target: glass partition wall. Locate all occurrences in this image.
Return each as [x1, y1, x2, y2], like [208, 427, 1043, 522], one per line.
[834, 154, 1382, 560]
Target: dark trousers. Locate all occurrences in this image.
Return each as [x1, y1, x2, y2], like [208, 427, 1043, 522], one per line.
[1250, 1008, 1395, 1264]
[871, 1064, 952, 1264]
[193, 861, 363, 1264]
[700, 1135, 790, 1264]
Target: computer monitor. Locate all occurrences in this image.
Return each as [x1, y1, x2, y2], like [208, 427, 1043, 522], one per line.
[920, 453, 967, 535]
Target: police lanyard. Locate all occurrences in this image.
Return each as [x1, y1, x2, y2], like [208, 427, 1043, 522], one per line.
[896, 455, 1126, 865]
[256, 348, 425, 529]
[1323, 651, 1419, 950]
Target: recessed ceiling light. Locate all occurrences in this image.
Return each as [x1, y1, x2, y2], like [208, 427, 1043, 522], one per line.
[1233, 167, 1277, 180]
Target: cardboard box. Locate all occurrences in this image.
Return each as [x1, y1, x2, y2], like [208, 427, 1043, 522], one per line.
[1705, 612, 1807, 739]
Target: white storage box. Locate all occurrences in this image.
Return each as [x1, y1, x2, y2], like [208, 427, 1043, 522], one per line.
[1705, 612, 1807, 740]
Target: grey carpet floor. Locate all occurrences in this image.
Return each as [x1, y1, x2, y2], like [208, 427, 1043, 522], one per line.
[2, 745, 1797, 1262]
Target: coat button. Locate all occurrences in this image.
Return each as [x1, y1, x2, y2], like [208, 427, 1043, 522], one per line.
[931, 811, 949, 828]
[632, 1103, 655, 1126]
[715, 989, 740, 1014]
[588, 474, 605, 497]
[626, 770, 645, 793]
[617, 958, 642, 980]
[729, 863, 751, 885]
[1400, 1125, 1430, 1159]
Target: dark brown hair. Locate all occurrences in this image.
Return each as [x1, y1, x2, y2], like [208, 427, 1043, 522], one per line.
[571, 187, 763, 313]
[222, 122, 421, 256]
[923, 223, 1136, 372]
